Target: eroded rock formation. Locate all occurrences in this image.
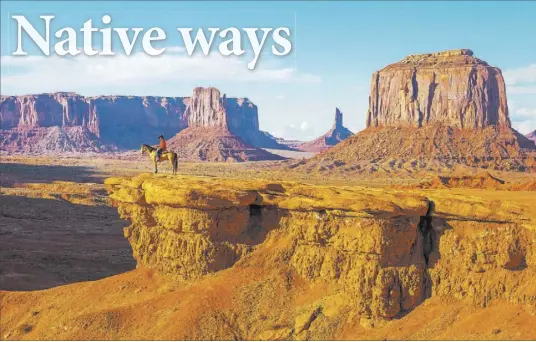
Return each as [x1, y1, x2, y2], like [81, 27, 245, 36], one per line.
[366, 49, 511, 129]
[105, 174, 536, 325]
[186, 87, 227, 129]
[165, 87, 284, 162]
[298, 108, 354, 152]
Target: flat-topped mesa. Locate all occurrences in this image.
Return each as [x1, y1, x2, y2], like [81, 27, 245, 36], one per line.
[367, 49, 511, 129]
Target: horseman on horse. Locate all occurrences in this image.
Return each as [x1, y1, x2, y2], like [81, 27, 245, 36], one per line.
[156, 135, 167, 162]
[140, 135, 178, 174]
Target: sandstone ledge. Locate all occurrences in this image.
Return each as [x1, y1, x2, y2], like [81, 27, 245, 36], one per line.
[106, 174, 536, 323]
[105, 173, 429, 216]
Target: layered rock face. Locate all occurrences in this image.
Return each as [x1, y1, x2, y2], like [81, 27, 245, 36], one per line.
[0, 94, 189, 150]
[88, 96, 189, 148]
[106, 174, 536, 326]
[298, 108, 354, 152]
[1, 93, 93, 130]
[183, 87, 285, 149]
[366, 49, 511, 129]
[186, 87, 227, 129]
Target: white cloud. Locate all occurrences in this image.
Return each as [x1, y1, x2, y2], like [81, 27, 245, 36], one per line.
[504, 64, 536, 134]
[515, 108, 536, 118]
[504, 64, 536, 95]
[271, 121, 318, 141]
[300, 121, 311, 131]
[0, 47, 321, 95]
[511, 107, 536, 135]
[512, 121, 536, 135]
[503, 64, 536, 86]
[508, 86, 536, 95]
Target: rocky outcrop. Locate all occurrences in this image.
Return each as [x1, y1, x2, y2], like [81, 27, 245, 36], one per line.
[366, 49, 511, 129]
[0, 126, 118, 154]
[184, 87, 286, 149]
[0, 93, 189, 150]
[105, 174, 536, 326]
[166, 127, 283, 162]
[298, 108, 354, 152]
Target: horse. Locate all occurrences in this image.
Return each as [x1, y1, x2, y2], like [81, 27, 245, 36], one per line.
[140, 144, 178, 175]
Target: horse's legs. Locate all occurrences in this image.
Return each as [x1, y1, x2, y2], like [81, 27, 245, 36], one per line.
[154, 157, 158, 174]
[169, 158, 174, 175]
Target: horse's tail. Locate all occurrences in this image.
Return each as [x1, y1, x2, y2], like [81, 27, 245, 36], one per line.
[173, 152, 178, 174]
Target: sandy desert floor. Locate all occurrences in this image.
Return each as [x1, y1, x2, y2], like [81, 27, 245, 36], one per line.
[1, 154, 536, 340]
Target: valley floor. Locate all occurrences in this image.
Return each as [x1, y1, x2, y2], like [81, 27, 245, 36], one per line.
[1, 155, 536, 340]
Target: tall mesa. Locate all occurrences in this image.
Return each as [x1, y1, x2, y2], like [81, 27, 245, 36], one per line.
[366, 49, 511, 129]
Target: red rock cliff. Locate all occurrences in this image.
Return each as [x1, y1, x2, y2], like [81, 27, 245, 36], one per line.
[0, 93, 92, 131]
[366, 49, 511, 129]
[1, 87, 284, 151]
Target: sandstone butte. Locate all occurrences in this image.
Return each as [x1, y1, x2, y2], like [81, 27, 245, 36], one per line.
[302, 49, 536, 172]
[297, 108, 354, 152]
[165, 87, 284, 162]
[2, 173, 535, 340]
[0, 87, 285, 154]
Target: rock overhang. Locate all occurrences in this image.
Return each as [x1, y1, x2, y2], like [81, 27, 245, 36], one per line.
[105, 173, 430, 217]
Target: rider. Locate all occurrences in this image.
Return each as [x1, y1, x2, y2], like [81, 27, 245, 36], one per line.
[156, 135, 167, 162]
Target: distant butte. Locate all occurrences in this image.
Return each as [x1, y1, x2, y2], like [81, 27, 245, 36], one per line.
[297, 108, 354, 152]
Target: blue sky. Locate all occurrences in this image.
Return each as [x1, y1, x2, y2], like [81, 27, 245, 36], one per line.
[1, 1, 535, 138]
